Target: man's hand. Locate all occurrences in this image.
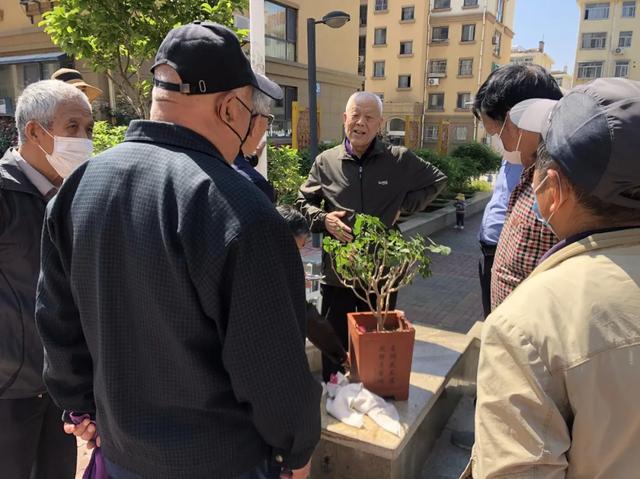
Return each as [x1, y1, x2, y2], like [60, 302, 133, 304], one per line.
[394, 210, 402, 224]
[281, 461, 311, 479]
[325, 211, 353, 242]
[64, 418, 101, 449]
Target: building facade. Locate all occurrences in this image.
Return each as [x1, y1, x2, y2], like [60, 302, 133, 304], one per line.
[550, 68, 574, 89]
[364, 0, 516, 151]
[0, 1, 363, 145]
[574, 0, 639, 85]
[510, 41, 554, 70]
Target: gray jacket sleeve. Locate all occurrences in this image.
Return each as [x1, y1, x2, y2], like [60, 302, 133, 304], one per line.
[295, 158, 327, 233]
[36, 205, 95, 415]
[401, 151, 447, 214]
[216, 217, 322, 469]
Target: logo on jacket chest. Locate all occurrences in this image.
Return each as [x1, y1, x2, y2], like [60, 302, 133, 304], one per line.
[378, 180, 389, 186]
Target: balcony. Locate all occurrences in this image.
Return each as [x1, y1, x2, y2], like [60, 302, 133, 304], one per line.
[20, 0, 55, 24]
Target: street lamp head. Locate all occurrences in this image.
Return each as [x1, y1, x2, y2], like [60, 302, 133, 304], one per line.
[321, 11, 351, 29]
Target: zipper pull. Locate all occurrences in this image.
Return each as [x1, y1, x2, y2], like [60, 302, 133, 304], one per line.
[359, 166, 363, 178]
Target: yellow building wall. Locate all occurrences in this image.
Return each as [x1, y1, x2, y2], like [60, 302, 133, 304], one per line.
[574, 0, 640, 84]
[510, 50, 554, 70]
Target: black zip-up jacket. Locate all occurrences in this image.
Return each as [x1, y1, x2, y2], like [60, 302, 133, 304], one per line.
[0, 149, 49, 399]
[35, 121, 321, 478]
[296, 138, 447, 286]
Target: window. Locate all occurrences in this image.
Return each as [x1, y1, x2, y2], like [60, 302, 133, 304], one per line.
[459, 58, 473, 76]
[428, 93, 445, 110]
[554, 76, 564, 87]
[454, 126, 468, 142]
[401, 6, 415, 21]
[577, 61, 604, 79]
[581, 32, 607, 49]
[464, 0, 479, 6]
[461, 24, 476, 42]
[432, 26, 449, 42]
[398, 75, 411, 88]
[512, 55, 534, 64]
[619, 31, 633, 48]
[376, 93, 384, 102]
[375, 0, 388, 12]
[434, 0, 451, 9]
[584, 3, 610, 20]
[457, 93, 472, 110]
[265, 1, 297, 61]
[374, 28, 387, 45]
[373, 61, 385, 78]
[615, 61, 630, 77]
[424, 125, 439, 141]
[400, 41, 413, 55]
[271, 85, 297, 138]
[622, 1, 636, 17]
[496, 0, 505, 22]
[430, 59, 447, 74]
[360, 4, 368, 26]
[493, 31, 502, 56]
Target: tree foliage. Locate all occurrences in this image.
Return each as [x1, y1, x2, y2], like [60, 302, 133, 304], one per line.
[41, 0, 248, 119]
[267, 145, 306, 206]
[324, 215, 450, 332]
[92, 120, 127, 154]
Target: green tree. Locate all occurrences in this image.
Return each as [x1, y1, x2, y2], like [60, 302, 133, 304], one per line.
[267, 145, 306, 206]
[92, 120, 127, 154]
[41, 0, 247, 119]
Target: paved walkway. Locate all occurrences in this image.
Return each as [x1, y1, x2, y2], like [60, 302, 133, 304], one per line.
[398, 212, 484, 334]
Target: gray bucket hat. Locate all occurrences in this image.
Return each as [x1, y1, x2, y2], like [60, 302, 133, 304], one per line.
[510, 78, 640, 209]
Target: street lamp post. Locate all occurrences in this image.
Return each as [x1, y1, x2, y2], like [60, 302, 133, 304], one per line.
[306, 11, 351, 162]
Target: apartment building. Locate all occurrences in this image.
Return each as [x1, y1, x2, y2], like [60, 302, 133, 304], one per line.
[364, 0, 516, 151]
[574, 0, 639, 85]
[0, 0, 362, 144]
[551, 67, 574, 89]
[510, 41, 554, 70]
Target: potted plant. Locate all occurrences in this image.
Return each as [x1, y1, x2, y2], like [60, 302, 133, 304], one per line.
[323, 214, 450, 400]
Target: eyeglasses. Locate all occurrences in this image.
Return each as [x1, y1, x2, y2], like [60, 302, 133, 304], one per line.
[234, 97, 274, 128]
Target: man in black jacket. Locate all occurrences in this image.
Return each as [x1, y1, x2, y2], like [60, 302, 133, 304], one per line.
[36, 23, 320, 479]
[296, 92, 447, 381]
[0, 79, 93, 478]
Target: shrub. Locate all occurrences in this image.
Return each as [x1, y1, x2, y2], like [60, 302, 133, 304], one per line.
[267, 145, 306, 206]
[93, 121, 127, 154]
[469, 179, 493, 193]
[450, 142, 501, 175]
[299, 141, 341, 176]
[0, 117, 18, 157]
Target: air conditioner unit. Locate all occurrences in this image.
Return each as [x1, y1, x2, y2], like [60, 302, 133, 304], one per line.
[427, 78, 440, 86]
[614, 47, 625, 55]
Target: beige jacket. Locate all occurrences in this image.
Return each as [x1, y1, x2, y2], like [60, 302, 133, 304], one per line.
[463, 228, 640, 479]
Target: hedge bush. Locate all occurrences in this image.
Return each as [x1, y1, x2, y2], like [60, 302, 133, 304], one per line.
[0, 117, 18, 157]
[93, 121, 127, 154]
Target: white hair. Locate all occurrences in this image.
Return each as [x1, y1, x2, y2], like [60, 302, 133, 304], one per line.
[252, 88, 273, 115]
[346, 91, 383, 115]
[15, 79, 90, 145]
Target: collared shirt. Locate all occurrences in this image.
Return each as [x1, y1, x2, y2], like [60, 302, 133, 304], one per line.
[12, 149, 57, 199]
[490, 166, 557, 310]
[478, 160, 524, 245]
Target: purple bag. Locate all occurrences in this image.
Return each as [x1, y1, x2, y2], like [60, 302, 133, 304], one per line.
[69, 413, 107, 479]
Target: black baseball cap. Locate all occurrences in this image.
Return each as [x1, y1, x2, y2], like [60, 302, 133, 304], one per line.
[510, 78, 640, 209]
[151, 21, 283, 100]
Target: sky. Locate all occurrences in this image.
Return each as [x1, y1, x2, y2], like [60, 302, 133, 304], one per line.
[513, 0, 581, 74]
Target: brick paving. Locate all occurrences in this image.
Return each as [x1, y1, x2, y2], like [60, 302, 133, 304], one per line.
[398, 212, 484, 334]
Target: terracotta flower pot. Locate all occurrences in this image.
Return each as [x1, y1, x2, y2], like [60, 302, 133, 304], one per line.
[347, 311, 415, 401]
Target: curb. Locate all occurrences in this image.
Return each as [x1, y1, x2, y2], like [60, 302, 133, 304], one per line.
[399, 191, 492, 238]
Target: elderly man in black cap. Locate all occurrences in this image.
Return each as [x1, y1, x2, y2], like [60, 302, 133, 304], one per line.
[35, 22, 320, 479]
[463, 78, 640, 478]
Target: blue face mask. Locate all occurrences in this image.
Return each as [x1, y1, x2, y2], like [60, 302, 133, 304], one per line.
[532, 174, 561, 236]
[532, 196, 548, 225]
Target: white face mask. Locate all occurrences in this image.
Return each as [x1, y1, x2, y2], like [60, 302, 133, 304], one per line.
[36, 125, 93, 178]
[492, 119, 522, 165]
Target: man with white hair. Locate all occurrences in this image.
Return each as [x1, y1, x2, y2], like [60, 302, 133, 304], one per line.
[297, 91, 447, 381]
[0, 79, 93, 478]
[36, 22, 320, 479]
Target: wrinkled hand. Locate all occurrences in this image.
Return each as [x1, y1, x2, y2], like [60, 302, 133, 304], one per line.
[394, 210, 402, 224]
[325, 211, 353, 242]
[281, 461, 311, 479]
[64, 418, 101, 449]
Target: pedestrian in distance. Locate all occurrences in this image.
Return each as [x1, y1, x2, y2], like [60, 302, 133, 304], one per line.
[454, 193, 466, 230]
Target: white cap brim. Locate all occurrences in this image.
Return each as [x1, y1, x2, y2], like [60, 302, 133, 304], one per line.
[510, 98, 559, 135]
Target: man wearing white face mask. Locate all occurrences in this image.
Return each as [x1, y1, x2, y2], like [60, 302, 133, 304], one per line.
[464, 77, 640, 479]
[0, 79, 92, 478]
[473, 64, 562, 313]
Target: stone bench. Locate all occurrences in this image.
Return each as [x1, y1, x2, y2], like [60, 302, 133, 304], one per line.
[308, 323, 480, 479]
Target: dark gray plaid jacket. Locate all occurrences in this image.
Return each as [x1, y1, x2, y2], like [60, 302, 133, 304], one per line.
[35, 121, 321, 478]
